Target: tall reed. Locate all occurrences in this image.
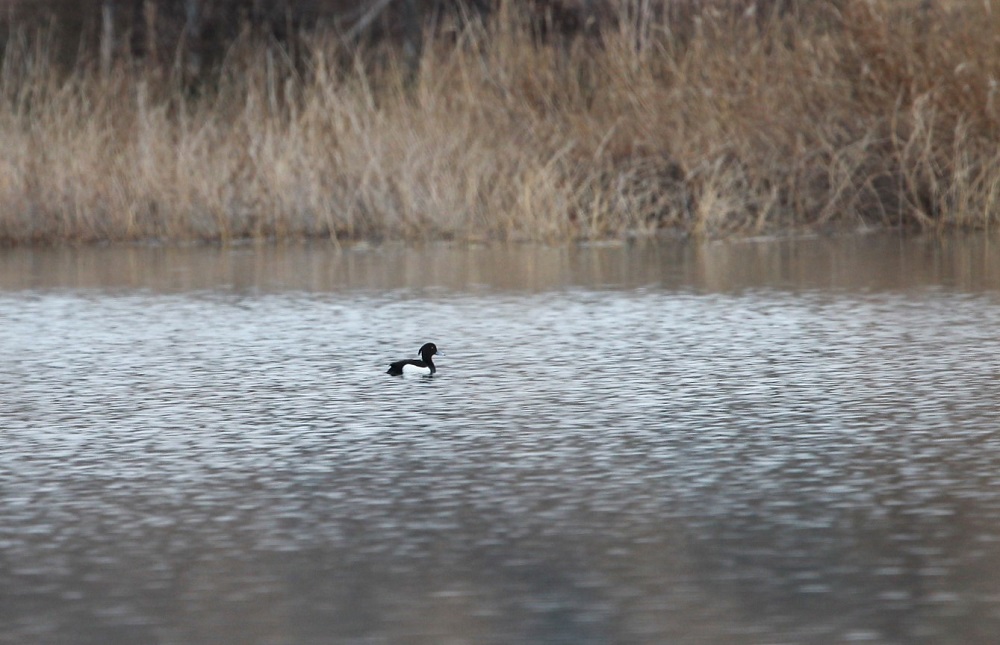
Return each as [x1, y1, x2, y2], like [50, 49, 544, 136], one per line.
[0, 0, 998, 245]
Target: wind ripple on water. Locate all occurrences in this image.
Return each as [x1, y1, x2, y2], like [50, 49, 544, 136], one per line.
[2, 287, 1000, 644]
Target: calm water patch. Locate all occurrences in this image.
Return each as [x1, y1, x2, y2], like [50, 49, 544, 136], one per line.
[2, 234, 1000, 644]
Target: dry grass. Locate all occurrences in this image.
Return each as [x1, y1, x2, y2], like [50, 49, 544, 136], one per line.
[0, 0, 998, 245]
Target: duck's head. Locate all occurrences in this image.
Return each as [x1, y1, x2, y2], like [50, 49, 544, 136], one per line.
[418, 343, 438, 360]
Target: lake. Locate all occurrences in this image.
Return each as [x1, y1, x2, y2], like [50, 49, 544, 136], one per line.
[2, 233, 1000, 644]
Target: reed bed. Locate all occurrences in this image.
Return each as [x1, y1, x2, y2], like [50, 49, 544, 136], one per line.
[0, 0, 998, 245]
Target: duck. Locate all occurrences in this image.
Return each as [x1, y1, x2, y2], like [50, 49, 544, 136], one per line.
[386, 342, 440, 376]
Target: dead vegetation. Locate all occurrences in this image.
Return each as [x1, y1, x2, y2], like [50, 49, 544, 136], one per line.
[0, 0, 998, 244]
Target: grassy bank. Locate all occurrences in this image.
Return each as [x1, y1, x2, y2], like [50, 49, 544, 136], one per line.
[0, 1, 998, 245]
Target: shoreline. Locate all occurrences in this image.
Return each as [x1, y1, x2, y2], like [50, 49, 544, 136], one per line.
[0, 223, 923, 251]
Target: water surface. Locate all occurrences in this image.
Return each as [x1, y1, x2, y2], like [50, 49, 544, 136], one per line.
[2, 234, 1000, 644]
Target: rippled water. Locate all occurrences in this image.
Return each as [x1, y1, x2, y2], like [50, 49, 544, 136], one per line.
[3, 235, 1000, 644]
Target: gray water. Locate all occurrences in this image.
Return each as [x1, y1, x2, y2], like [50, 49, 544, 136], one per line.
[2, 234, 1000, 644]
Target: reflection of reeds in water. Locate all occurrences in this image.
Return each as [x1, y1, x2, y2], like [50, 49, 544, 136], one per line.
[1, 1, 999, 245]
